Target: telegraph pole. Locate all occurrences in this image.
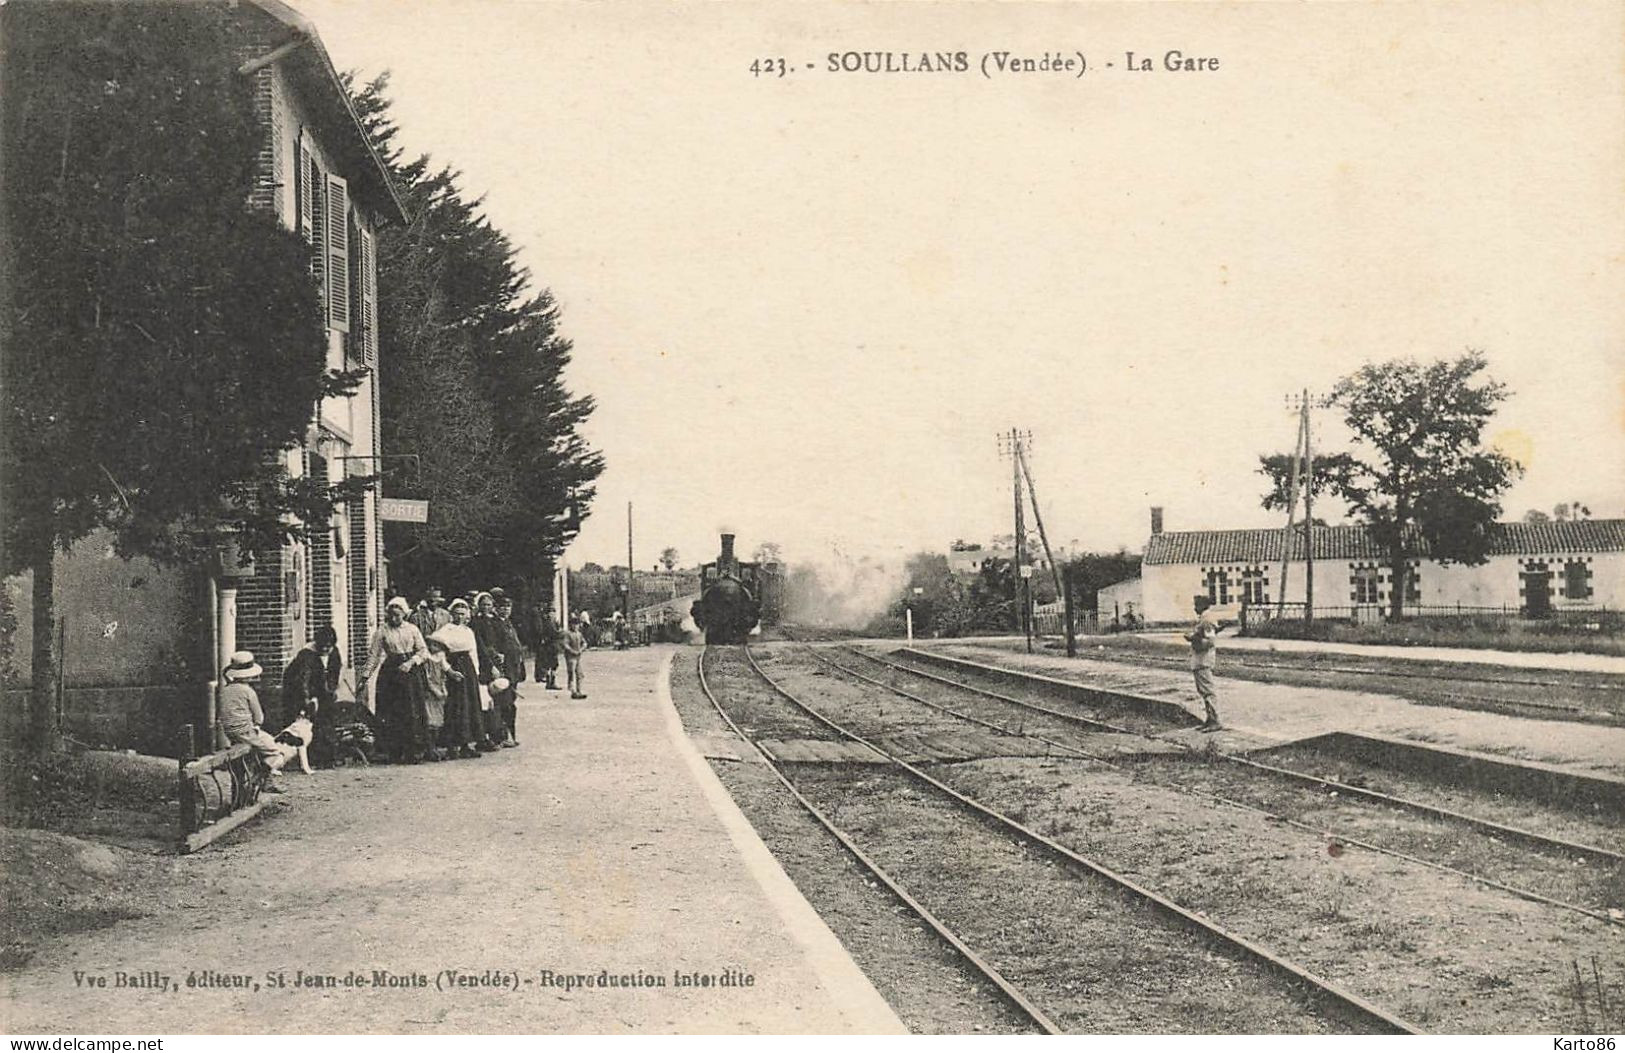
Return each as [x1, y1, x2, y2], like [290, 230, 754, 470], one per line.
[1284, 390, 1325, 624]
[1015, 441, 1065, 602]
[997, 428, 1035, 652]
[625, 501, 634, 626]
[1276, 406, 1304, 618]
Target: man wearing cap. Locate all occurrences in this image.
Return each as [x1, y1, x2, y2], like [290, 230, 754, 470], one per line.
[561, 615, 587, 699]
[1184, 595, 1225, 732]
[218, 651, 291, 788]
[409, 586, 450, 638]
[490, 592, 526, 746]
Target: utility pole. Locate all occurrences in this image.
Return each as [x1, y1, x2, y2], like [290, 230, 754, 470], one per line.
[998, 429, 1035, 652]
[1015, 441, 1065, 602]
[1284, 389, 1325, 624]
[1276, 404, 1305, 617]
[625, 501, 634, 626]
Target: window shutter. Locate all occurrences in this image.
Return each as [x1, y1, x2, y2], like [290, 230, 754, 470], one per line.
[360, 227, 378, 367]
[306, 154, 327, 309]
[325, 173, 350, 334]
[297, 136, 315, 243]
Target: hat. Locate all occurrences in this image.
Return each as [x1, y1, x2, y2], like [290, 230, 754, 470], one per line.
[448, 598, 471, 613]
[223, 651, 263, 681]
[386, 596, 410, 615]
[489, 587, 508, 602]
[490, 677, 511, 694]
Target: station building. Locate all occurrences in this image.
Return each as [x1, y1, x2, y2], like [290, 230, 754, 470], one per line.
[1123, 517, 1625, 626]
[3, 0, 407, 752]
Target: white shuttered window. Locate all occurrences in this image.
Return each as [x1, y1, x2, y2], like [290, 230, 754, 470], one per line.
[360, 227, 378, 366]
[325, 173, 350, 333]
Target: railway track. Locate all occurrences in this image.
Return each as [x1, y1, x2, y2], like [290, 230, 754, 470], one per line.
[814, 644, 1625, 929]
[695, 647, 1062, 1035]
[704, 643, 1420, 1034]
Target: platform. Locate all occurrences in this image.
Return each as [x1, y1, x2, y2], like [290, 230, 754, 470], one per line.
[0, 646, 904, 1035]
[900, 640, 1625, 780]
[1130, 630, 1625, 675]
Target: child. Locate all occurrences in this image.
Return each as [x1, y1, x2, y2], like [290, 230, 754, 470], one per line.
[421, 636, 461, 759]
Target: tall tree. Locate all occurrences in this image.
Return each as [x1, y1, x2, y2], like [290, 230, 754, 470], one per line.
[2, 4, 364, 747]
[659, 547, 680, 571]
[1062, 550, 1144, 612]
[1258, 352, 1521, 619]
[347, 74, 602, 600]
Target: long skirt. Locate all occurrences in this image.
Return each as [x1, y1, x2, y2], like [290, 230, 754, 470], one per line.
[439, 651, 482, 748]
[376, 657, 429, 761]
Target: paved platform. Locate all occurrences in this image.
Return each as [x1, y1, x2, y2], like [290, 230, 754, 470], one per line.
[904, 641, 1625, 780]
[0, 646, 903, 1034]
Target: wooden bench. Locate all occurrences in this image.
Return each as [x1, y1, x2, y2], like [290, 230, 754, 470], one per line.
[177, 725, 272, 854]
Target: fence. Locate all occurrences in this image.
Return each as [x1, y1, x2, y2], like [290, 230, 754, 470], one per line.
[1032, 609, 1101, 638]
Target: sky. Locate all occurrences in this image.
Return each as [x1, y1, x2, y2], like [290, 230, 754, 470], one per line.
[299, 0, 1624, 571]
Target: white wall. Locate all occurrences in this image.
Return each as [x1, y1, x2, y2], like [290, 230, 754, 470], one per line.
[1143, 550, 1625, 623]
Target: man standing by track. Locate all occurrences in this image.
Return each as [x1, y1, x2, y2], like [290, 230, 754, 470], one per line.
[1185, 595, 1224, 732]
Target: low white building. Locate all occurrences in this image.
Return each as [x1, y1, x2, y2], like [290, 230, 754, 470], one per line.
[1136, 519, 1625, 625]
[1096, 577, 1145, 625]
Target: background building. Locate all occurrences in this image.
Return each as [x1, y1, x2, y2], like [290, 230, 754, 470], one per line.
[1134, 518, 1625, 625]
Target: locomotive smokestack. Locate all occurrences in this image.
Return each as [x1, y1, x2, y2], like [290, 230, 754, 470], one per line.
[720, 533, 736, 561]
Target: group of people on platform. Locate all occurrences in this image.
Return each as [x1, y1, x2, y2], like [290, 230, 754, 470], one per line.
[216, 586, 599, 774]
[361, 587, 538, 764]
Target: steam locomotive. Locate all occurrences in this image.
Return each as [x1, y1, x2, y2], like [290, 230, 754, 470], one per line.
[690, 533, 782, 644]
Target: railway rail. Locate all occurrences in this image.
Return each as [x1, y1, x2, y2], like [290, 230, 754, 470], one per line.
[708, 643, 1421, 1034]
[814, 644, 1625, 929]
[695, 647, 1061, 1035]
[876, 647, 1624, 865]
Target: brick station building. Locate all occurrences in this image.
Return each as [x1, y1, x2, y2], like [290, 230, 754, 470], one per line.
[3, 0, 407, 752]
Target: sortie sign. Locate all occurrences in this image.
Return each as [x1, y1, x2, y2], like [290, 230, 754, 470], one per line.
[379, 498, 430, 523]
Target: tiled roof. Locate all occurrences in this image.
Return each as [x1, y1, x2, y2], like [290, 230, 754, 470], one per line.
[1143, 519, 1625, 566]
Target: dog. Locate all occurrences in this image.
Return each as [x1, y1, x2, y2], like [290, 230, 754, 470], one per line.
[274, 714, 316, 774]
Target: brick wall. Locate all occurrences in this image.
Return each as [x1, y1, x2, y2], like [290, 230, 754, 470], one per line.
[233, 545, 292, 726]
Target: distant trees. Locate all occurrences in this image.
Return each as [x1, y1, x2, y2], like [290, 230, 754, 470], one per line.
[1259, 351, 1521, 620]
[659, 547, 680, 571]
[1524, 503, 1593, 524]
[752, 541, 784, 564]
[3, 5, 366, 747]
[886, 553, 968, 637]
[348, 75, 602, 601]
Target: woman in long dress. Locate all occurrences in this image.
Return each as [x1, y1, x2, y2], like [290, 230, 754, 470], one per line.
[471, 591, 507, 750]
[359, 597, 431, 763]
[431, 598, 486, 759]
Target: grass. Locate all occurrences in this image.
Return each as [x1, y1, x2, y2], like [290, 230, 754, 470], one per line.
[1565, 956, 1624, 1032]
[1245, 613, 1625, 657]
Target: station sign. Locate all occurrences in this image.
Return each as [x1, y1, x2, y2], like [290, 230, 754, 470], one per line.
[379, 497, 430, 523]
